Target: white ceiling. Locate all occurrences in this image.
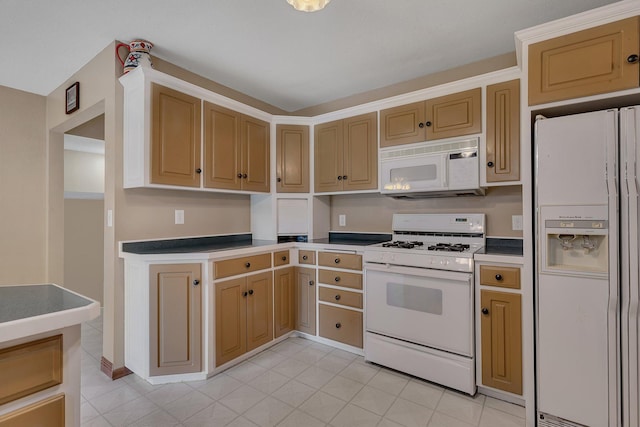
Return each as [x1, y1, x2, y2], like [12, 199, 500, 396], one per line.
[0, 0, 620, 112]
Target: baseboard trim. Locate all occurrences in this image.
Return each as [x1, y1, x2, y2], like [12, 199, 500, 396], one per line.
[100, 356, 133, 380]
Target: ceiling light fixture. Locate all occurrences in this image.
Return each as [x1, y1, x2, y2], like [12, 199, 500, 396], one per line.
[287, 0, 331, 12]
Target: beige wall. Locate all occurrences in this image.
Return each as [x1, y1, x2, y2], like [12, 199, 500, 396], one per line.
[64, 199, 104, 303]
[64, 150, 105, 193]
[0, 86, 47, 285]
[330, 185, 523, 238]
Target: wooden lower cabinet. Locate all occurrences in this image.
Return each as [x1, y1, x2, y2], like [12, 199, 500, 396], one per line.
[319, 305, 363, 348]
[480, 290, 522, 395]
[295, 267, 316, 335]
[0, 394, 65, 427]
[149, 264, 202, 376]
[215, 272, 273, 366]
[274, 267, 295, 338]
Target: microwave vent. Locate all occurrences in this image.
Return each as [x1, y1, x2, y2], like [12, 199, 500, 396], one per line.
[380, 138, 478, 160]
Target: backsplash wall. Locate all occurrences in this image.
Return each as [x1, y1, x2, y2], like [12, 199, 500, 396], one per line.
[330, 185, 523, 238]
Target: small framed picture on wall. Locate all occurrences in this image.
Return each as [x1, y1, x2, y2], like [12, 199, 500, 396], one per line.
[65, 82, 80, 114]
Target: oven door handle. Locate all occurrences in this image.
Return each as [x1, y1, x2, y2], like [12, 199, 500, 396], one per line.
[364, 262, 472, 283]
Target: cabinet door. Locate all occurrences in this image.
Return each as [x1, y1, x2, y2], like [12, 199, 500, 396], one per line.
[486, 80, 520, 183]
[276, 124, 310, 193]
[151, 84, 202, 187]
[0, 394, 65, 427]
[149, 264, 202, 376]
[343, 112, 378, 191]
[246, 271, 274, 351]
[380, 101, 426, 147]
[203, 101, 242, 190]
[425, 88, 481, 140]
[529, 17, 640, 105]
[274, 267, 295, 338]
[480, 290, 522, 395]
[296, 267, 316, 335]
[216, 277, 247, 366]
[242, 115, 270, 192]
[314, 120, 344, 192]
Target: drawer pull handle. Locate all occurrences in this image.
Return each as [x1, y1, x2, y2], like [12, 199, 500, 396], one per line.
[495, 274, 503, 281]
[335, 322, 342, 329]
[481, 307, 489, 315]
[243, 291, 248, 297]
[309, 280, 314, 286]
[192, 279, 200, 286]
[245, 262, 251, 268]
[281, 256, 287, 261]
[334, 276, 341, 282]
[196, 168, 202, 174]
[334, 258, 341, 264]
[334, 294, 341, 301]
[302, 255, 308, 260]
[249, 289, 254, 295]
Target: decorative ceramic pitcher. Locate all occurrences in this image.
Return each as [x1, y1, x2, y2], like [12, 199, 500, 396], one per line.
[116, 40, 153, 73]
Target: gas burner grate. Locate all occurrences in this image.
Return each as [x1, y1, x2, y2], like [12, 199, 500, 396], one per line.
[381, 240, 424, 249]
[427, 243, 470, 252]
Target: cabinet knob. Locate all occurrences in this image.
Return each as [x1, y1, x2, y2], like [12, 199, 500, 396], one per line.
[337, 175, 343, 180]
[237, 173, 243, 178]
[628, 54, 639, 64]
[481, 307, 489, 315]
[192, 279, 200, 286]
[196, 168, 202, 174]
[245, 262, 251, 268]
[302, 255, 308, 260]
[487, 161, 494, 167]
[335, 294, 341, 301]
[334, 276, 341, 282]
[342, 175, 347, 180]
[243, 173, 248, 179]
[334, 258, 341, 264]
[281, 256, 287, 261]
[277, 177, 282, 182]
[309, 280, 314, 286]
[335, 322, 342, 329]
[495, 274, 503, 281]
[425, 121, 432, 127]
[248, 289, 254, 295]
[418, 122, 425, 128]
[243, 291, 248, 297]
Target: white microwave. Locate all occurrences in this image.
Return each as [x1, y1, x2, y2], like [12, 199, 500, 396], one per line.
[380, 138, 484, 198]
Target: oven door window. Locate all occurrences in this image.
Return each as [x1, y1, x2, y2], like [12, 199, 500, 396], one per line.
[366, 267, 472, 357]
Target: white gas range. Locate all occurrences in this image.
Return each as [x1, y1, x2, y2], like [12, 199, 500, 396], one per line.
[363, 213, 485, 395]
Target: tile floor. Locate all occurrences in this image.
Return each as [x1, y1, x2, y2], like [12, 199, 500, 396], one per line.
[81, 313, 526, 427]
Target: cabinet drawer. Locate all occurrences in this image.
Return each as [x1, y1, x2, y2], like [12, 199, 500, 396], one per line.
[319, 305, 363, 348]
[298, 250, 316, 265]
[0, 394, 65, 427]
[215, 253, 272, 279]
[319, 287, 363, 309]
[318, 252, 362, 270]
[274, 250, 290, 267]
[318, 269, 362, 290]
[479, 265, 520, 289]
[0, 335, 63, 405]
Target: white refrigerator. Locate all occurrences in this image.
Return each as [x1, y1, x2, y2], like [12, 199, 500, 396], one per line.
[535, 107, 640, 427]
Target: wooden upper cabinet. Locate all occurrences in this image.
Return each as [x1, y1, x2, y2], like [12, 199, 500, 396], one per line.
[149, 264, 202, 376]
[380, 89, 481, 147]
[425, 88, 481, 140]
[276, 124, 310, 193]
[151, 84, 202, 187]
[529, 17, 640, 105]
[380, 101, 426, 147]
[203, 101, 241, 190]
[203, 101, 270, 192]
[486, 80, 520, 183]
[481, 290, 522, 395]
[314, 113, 377, 193]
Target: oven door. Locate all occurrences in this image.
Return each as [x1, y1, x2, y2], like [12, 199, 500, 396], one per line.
[365, 263, 473, 357]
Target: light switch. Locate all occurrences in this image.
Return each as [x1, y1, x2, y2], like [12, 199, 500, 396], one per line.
[107, 210, 113, 227]
[175, 210, 184, 225]
[512, 215, 523, 231]
[339, 214, 346, 227]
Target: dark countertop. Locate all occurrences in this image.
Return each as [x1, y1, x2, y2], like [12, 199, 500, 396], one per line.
[0, 284, 94, 324]
[478, 238, 524, 256]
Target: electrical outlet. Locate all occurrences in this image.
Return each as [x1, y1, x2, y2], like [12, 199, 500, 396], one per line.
[107, 210, 113, 227]
[339, 214, 346, 227]
[512, 215, 523, 231]
[175, 209, 185, 225]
